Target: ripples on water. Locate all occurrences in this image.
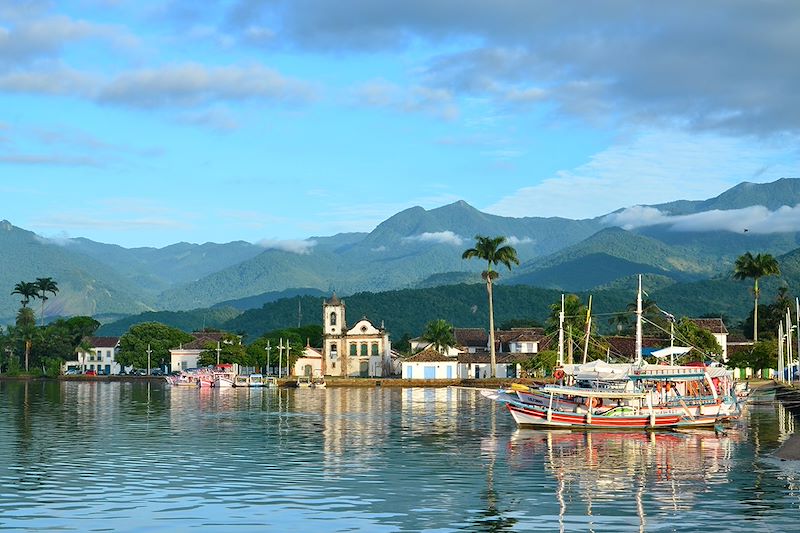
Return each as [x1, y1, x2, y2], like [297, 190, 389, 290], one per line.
[0, 381, 798, 532]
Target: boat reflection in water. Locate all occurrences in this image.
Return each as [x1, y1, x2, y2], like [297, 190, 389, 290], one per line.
[497, 427, 746, 532]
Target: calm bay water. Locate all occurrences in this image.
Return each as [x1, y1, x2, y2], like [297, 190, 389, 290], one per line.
[0, 381, 798, 532]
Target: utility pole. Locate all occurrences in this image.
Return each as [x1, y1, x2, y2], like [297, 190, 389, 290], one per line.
[265, 340, 271, 375]
[558, 294, 565, 367]
[216, 341, 221, 366]
[146, 344, 152, 376]
[278, 338, 285, 379]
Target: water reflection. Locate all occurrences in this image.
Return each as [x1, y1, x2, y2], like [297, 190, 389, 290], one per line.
[0, 381, 799, 532]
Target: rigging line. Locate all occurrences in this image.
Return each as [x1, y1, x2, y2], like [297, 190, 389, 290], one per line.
[640, 317, 719, 359]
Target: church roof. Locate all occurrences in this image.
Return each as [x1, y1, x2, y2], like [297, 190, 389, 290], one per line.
[324, 292, 343, 306]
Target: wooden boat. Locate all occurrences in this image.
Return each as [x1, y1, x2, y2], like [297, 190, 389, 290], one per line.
[311, 376, 326, 389]
[248, 374, 265, 387]
[234, 375, 250, 388]
[296, 376, 312, 388]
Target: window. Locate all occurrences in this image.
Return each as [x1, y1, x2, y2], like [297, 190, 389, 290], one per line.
[330, 312, 337, 326]
[350, 344, 357, 356]
[371, 343, 378, 356]
[97, 350, 102, 359]
[330, 344, 338, 358]
[107, 350, 112, 358]
[361, 344, 368, 356]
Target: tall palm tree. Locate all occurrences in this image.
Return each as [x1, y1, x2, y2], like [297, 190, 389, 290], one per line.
[11, 281, 38, 308]
[733, 252, 780, 342]
[421, 319, 456, 354]
[34, 277, 58, 327]
[15, 306, 36, 372]
[462, 235, 519, 377]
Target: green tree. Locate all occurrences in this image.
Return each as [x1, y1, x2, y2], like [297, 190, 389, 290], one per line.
[14, 307, 37, 372]
[198, 333, 249, 367]
[727, 340, 776, 372]
[521, 349, 558, 378]
[11, 281, 38, 308]
[733, 252, 780, 342]
[673, 317, 723, 362]
[421, 319, 456, 354]
[462, 235, 519, 377]
[34, 277, 59, 327]
[118, 322, 194, 369]
[246, 328, 308, 374]
[608, 312, 631, 335]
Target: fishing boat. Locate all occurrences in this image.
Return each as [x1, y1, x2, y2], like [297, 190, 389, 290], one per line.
[485, 275, 739, 429]
[248, 374, 265, 387]
[264, 376, 278, 388]
[296, 376, 312, 388]
[234, 375, 250, 387]
[311, 376, 326, 388]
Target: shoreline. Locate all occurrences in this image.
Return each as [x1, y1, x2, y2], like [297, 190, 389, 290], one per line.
[0, 374, 543, 388]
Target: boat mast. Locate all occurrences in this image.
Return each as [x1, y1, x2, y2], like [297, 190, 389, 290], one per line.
[635, 274, 643, 366]
[582, 295, 592, 364]
[558, 294, 565, 366]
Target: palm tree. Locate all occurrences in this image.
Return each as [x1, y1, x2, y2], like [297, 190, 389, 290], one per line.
[421, 319, 456, 354]
[734, 252, 781, 342]
[462, 235, 519, 377]
[608, 312, 630, 334]
[34, 277, 58, 327]
[546, 294, 588, 364]
[11, 281, 38, 308]
[15, 306, 36, 372]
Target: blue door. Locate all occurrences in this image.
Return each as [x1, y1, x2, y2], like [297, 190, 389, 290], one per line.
[406, 366, 413, 379]
[424, 366, 436, 379]
[446, 366, 453, 379]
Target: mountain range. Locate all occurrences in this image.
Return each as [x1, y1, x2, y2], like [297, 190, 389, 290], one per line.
[4, 178, 800, 330]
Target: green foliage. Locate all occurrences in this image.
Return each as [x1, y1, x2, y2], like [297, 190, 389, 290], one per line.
[673, 317, 723, 361]
[118, 322, 194, 368]
[421, 319, 456, 354]
[520, 350, 558, 378]
[197, 333, 249, 367]
[727, 340, 776, 370]
[97, 307, 241, 337]
[245, 327, 314, 371]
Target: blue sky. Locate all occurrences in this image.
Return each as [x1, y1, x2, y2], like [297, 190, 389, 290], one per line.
[1, 1, 799, 248]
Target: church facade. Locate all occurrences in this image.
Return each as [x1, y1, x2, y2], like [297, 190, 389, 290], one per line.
[322, 294, 392, 377]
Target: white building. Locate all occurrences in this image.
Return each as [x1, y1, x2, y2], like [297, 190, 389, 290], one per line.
[322, 293, 393, 377]
[688, 318, 729, 361]
[402, 348, 459, 379]
[68, 337, 121, 375]
[169, 331, 226, 372]
[293, 344, 323, 377]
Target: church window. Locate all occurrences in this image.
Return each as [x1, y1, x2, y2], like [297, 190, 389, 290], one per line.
[361, 344, 368, 356]
[350, 344, 357, 356]
[330, 312, 337, 326]
[371, 343, 379, 356]
[330, 344, 338, 358]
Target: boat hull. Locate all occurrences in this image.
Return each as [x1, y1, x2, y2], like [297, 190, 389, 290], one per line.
[507, 403, 684, 429]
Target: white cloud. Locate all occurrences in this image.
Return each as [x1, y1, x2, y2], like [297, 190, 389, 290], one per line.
[605, 204, 800, 234]
[506, 236, 533, 245]
[485, 130, 800, 219]
[257, 238, 317, 254]
[352, 79, 458, 120]
[403, 231, 465, 246]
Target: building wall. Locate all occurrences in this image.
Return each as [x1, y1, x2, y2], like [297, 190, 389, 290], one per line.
[73, 346, 121, 374]
[170, 350, 202, 372]
[402, 361, 458, 379]
[323, 304, 392, 377]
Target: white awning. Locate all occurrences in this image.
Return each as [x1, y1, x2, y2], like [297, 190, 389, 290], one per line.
[651, 346, 692, 359]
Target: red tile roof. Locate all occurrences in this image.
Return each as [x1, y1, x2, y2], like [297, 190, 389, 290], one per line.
[405, 348, 455, 363]
[453, 328, 488, 347]
[689, 318, 729, 334]
[86, 336, 119, 348]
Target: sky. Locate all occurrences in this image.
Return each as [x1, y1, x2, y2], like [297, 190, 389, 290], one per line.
[1, 1, 799, 248]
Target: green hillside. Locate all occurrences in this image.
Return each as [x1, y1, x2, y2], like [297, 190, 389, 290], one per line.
[0, 221, 153, 323]
[96, 307, 242, 337]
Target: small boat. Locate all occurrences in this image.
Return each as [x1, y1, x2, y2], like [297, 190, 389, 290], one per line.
[248, 374, 265, 387]
[311, 376, 326, 389]
[234, 375, 250, 388]
[296, 376, 312, 388]
[214, 376, 235, 388]
[263, 376, 278, 388]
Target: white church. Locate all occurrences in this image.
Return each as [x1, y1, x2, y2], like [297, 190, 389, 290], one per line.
[321, 293, 393, 377]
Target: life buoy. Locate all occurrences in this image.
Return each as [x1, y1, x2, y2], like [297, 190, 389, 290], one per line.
[585, 397, 601, 409]
[554, 368, 565, 381]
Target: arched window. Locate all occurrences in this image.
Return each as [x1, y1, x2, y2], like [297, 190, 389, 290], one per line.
[361, 344, 368, 356]
[330, 312, 337, 326]
[371, 343, 379, 356]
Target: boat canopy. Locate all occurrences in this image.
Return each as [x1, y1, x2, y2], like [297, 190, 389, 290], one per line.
[540, 384, 645, 399]
[565, 360, 632, 381]
[651, 346, 692, 358]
